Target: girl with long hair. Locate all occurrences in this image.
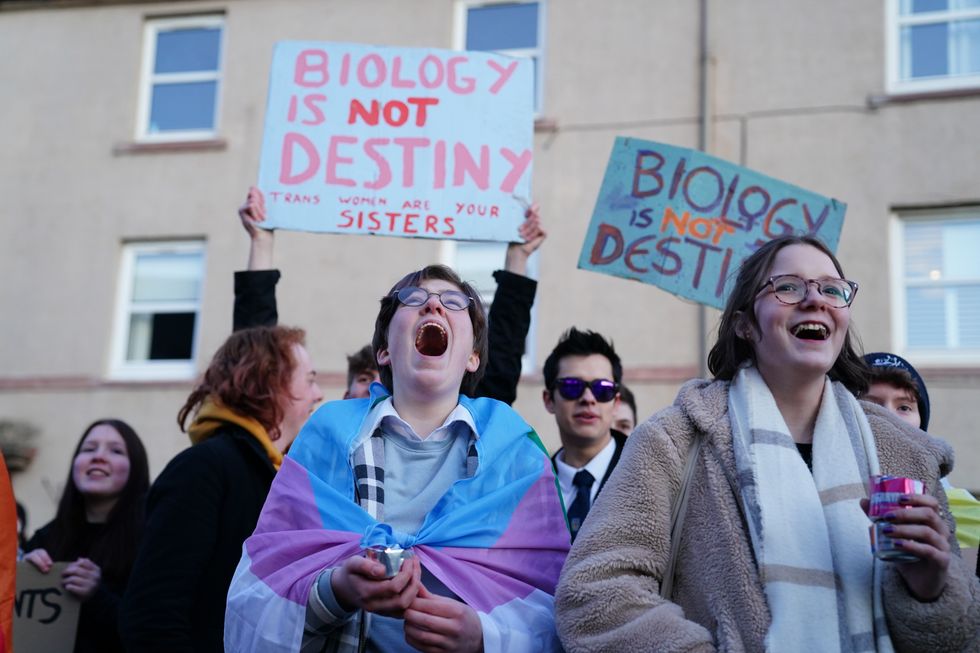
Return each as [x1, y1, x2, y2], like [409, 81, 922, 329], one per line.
[555, 235, 979, 651]
[24, 418, 149, 653]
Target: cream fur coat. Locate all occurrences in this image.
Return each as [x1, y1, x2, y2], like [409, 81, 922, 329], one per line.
[555, 379, 980, 652]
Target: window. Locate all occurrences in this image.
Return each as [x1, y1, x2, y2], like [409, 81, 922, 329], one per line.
[893, 209, 980, 362]
[136, 15, 224, 141]
[110, 241, 206, 379]
[455, 1, 544, 113]
[887, 0, 980, 94]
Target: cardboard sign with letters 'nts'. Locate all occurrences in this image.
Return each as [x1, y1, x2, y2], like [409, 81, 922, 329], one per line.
[578, 137, 847, 309]
[15, 562, 81, 653]
[257, 40, 534, 243]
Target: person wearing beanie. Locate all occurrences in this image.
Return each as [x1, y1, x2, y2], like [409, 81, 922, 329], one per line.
[862, 352, 930, 431]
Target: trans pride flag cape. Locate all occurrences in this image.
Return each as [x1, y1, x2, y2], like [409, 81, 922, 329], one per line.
[225, 388, 569, 652]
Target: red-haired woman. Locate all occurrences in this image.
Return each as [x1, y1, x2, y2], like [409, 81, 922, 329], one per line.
[118, 326, 322, 652]
[24, 419, 149, 653]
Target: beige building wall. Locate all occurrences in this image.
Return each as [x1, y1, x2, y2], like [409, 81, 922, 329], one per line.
[2, 0, 978, 532]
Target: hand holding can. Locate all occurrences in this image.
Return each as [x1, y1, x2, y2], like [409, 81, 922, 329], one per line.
[364, 545, 414, 578]
[868, 475, 924, 563]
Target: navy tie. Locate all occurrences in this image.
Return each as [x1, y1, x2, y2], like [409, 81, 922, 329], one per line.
[567, 469, 595, 541]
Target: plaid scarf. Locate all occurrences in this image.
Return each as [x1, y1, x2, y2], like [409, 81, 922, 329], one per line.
[728, 365, 894, 653]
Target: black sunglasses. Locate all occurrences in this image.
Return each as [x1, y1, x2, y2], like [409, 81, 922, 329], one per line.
[553, 377, 619, 403]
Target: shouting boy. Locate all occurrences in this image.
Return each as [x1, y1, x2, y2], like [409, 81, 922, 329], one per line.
[225, 265, 568, 652]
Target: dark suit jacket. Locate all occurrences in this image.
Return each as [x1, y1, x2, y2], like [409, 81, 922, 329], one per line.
[119, 427, 276, 653]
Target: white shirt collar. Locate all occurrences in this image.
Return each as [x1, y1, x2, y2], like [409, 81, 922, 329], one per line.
[555, 435, 618, 506]
[363, 397, 477, 443]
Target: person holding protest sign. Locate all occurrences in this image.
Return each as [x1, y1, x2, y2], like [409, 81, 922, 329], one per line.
[225, 264, 568, 652]
[555, 235, 980, 651]
[24, 419, 149, 653]
[118, 326, 322, 653]
[234, 185, 545, 404]
[543, 328, 628, 542]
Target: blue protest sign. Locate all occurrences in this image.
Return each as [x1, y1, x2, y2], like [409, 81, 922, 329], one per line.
[257, 41, 534, 242]
[578, 137, 847, 309]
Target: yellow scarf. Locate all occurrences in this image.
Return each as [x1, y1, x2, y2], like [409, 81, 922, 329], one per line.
[187, 398, 283, 470]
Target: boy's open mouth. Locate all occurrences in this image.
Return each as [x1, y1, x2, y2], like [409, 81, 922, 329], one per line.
[416, 322, 448, 356]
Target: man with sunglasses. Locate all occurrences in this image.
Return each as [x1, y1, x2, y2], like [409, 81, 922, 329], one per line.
[543, 327, 625, 541]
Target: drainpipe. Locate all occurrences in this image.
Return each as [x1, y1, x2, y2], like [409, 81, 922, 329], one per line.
[697, 0, 710, 378]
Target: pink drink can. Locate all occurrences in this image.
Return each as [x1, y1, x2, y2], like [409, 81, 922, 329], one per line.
[867, 475, 924, 563]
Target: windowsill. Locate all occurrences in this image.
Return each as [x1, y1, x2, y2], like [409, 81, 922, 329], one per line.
[113, 138, 227, 155]
[868, 85, 980, 109]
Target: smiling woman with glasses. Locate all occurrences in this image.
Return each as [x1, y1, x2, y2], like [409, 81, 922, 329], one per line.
[555, 234, 979, 653]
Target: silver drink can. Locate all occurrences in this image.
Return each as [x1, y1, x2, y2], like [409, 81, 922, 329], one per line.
[364, 545, 414, 578]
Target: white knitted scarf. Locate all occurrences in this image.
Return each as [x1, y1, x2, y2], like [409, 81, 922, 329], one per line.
[728, 365, 894, 653]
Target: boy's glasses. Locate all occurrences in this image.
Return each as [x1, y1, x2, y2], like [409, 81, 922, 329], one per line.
[394, 286, 473, 311]
[553, 377, 619, 402]
[758, 274, 858, 308]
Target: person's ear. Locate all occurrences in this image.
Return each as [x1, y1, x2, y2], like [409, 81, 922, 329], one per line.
[466, 351, 480, 373]
[376, 348, 390, 367]
[734, 312, 754, 342]
[542, 388, 556, 414]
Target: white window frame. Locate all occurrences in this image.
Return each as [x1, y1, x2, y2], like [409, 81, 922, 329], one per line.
[886, 0, 980, 95]
[440, 239, 539, 372]
[109, 240, 206, 381]
[135, 14, 225, 142]
[452, 0, 546, 115]
[889, 208, 980, 364]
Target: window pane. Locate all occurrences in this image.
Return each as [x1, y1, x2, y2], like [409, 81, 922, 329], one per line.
[149, 313, 196, 359]
[132, 251, 203, 302]
[126, 313, 152, 361]
[951, 19, 980, 75]
[126, 312, 195, 361]
[902, 0, 980, 11]
[942, 220, 980, 278]
[904, 0, 948, 14]
[904, 222, 943, 280]
[466, 3, 539, 51]
[148, 81, 217, 132]
[154, 27, 221, 74]
[959, 286, 980, 346]
[904, 22, 950, 77]
[906, 286, 947, 348]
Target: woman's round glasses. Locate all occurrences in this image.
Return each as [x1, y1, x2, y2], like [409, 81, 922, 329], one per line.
[759, 274, 858, 308]
[553, 377, 619, 403]
[393, 286, 473, 311]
